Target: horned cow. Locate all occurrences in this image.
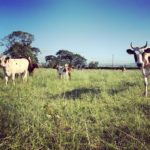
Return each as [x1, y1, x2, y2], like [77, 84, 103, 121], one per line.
[126, 41, 150, 96]
[0, 55, 29, 85]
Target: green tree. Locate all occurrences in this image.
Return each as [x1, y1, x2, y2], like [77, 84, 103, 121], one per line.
[56, 50, 86, 67]
[72, 54, 87, 68]
[45, 55, 58, 68]
[2, 31, 40, 63]
[88, 61, 99, 69]
[45, 50, 87, 68]
[56, 50, 73, 64]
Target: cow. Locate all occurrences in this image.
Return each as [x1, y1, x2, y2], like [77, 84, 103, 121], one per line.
[56, 64, 72, 80]
[126, 41, 150, 96]
[122, 66, 126, 72]
[0, 55, 29, 85]
[27, 57, 38, 75]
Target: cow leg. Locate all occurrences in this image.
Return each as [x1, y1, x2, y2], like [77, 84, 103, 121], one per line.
[65, 73, 67, 80]
[12, 74, 15, 85]
[142, 69, 148, 97]
[144, 77, 148, 97]
[23, 71, 28, 82]
[5, 76, 8, 85]
[68, 72, 71, 80]
[61, 75, 63, 79]
[58, 74, 61, 79]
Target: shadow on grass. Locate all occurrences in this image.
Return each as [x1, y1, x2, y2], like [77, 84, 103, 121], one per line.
[49, 87, 101, 100]
[101, 125, 149, 150]
[49, 81, 136, 100]
[108, 81, 136, 96]
[0, 101, 21, 141]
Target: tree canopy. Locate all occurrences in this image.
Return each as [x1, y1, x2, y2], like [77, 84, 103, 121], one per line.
[45, 49, 87, 68]
[1, 31, 40, 63]
[88, 61, 99, 69]
[45, 55, 58, 68]
[56, 50, 73, 63]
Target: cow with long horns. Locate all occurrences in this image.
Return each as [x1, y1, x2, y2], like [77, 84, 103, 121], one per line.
[127, 41, 150, 96]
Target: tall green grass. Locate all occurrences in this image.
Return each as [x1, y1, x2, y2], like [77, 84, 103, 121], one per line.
[0, 68, 149, 150]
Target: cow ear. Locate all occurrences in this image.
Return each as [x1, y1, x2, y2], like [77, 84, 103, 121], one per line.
[4, 56, 10, 63]
[126, 49, 134, 55]
[144, 48, 150, 53]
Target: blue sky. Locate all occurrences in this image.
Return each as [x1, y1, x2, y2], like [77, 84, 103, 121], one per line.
[0, 0, 150, 64]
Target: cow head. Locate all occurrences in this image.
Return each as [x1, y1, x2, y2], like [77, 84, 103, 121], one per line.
[0, 55, 10, 67]
[126, 42, 150, 68]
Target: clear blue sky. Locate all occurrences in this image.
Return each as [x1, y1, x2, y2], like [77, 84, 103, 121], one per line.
[0, 0, 150, 64]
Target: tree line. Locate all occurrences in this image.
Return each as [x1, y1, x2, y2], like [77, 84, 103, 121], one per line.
[0, 31, 99, 68]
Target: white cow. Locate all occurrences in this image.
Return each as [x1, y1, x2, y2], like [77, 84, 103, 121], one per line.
[0, 55, 29, 85]
[127, 41, 150, 96]
[56, 64, 72, 80]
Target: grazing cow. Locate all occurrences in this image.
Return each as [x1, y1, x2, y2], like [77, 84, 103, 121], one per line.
[126, 41, 150, 96]
[57, 64, 72, 80]
[0, 55, 29, 85]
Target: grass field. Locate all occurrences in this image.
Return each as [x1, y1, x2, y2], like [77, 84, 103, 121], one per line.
[0, 68, 149, 150]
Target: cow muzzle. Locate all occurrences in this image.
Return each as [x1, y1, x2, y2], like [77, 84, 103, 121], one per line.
[137, 63, 143, 68]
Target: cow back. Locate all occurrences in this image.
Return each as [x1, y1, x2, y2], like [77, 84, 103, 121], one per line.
[6, 58, 29, 74]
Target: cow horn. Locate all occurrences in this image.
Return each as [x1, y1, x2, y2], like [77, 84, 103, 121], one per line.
[140, 41, 148, 49]
[130, 42, 135, 49]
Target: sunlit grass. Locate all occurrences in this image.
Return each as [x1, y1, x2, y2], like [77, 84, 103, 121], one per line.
[0, 68, 149, 150]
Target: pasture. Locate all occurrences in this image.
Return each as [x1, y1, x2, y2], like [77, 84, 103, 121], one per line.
[0, 68, 149, 150]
